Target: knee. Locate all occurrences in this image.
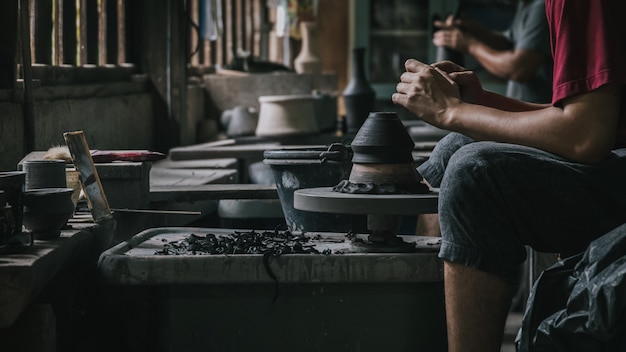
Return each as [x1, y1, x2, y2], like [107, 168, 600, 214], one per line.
[441, 142, 500, 193]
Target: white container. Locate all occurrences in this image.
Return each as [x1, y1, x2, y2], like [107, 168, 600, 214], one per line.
[255, 95, 319, 137]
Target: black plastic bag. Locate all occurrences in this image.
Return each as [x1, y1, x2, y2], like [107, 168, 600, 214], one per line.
[516, 222, 626, 352]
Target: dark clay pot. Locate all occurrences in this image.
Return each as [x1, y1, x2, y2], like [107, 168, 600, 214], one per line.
[23, 187, 75, 240]
[350, 111, 415, 164]
[342, 47, 376, 134]
[264, 145, 367, 233]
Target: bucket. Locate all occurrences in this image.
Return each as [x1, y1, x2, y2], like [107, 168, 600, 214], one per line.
[263, 144, 367, 233]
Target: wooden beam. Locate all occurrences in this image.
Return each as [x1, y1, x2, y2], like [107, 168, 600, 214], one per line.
[149, 184, 278, 203]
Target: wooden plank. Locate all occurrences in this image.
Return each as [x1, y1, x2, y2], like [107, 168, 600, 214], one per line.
[53, 0, 63, 65]
[190, 0, 199, 66]
[149, 168, 238, 187]
[117, 0, 126, 64]
[169, 142, 280, 160]
[151, 157, 238, 169]
[149, 183, 278, 202]
[98, 0, 106, 65]
[20, 0, 36, 153]
[64, 131, 113, 223]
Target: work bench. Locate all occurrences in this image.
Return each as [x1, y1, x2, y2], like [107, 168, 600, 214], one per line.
[0, 216, 115, 350]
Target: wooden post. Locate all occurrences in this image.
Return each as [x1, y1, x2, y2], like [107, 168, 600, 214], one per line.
[20, 0, 36, 153]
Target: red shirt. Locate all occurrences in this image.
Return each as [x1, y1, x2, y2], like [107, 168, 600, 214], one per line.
[546, 0, 626, 147]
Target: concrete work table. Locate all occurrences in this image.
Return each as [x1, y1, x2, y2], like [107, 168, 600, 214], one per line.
[97, 227, 443, 285]
[0, 217, 114, 328]
[95, 227, 448, 352]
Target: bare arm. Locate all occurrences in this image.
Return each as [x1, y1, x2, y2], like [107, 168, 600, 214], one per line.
[468, 44, 546, 83]
[393, 59, 620, 164]
[432, 60, 550, 112]
[433, 16, 547, 82]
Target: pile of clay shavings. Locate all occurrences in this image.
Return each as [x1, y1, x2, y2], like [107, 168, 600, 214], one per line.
[154, 229, 333, 256]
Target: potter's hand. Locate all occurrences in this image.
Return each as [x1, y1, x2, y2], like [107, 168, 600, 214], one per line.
[433, 15, 472, 52]
[392, 59, 462, 128]
[432, 61, 484, 104]
[433, 14, 456, 31]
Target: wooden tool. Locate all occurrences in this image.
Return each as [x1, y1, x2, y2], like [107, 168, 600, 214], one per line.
[63, 131, 113, 223]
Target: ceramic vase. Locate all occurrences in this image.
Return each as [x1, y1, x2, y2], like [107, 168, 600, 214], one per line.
[255, 95, 319, 137]
[342, 47, 376, 134]
[293, 21, 322, 74]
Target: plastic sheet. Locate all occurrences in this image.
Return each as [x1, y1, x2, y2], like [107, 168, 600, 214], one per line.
[517, 222, 626, 351]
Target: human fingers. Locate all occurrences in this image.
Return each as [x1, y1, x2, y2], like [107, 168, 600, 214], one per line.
[433, 19, 446, 29]
[445, 14, 455, 26]
[448, 70, 477, 87]
[391, 92, 407, 107]
[404, 59, 430, 73]
[431, 60, 466, 74]
[448, 70, 482, 103]
[432, 31, 445, 47]
[432, 67, 455, 86]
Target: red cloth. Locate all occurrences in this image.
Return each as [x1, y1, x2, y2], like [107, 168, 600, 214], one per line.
[90, 150, 166, 163]
[546, 0, 626, 147]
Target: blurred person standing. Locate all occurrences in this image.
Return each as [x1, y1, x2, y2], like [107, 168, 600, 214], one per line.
[433, 0, 552, 103]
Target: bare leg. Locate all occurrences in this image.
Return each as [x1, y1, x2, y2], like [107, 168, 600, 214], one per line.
[444, 261, 515, 352]
[415, 214, 441, 236]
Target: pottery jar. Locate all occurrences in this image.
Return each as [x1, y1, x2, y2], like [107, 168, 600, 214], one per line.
[255, 94, 319, 137]
[23, 187, 75, 240]
[294, 21, 322, 75]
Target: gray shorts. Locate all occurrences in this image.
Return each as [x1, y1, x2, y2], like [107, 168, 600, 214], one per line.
[418, 132, 626, 283]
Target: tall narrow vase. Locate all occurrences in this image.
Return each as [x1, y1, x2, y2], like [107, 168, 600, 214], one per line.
[293, 21, 322, 74]
[342, 47, 376, 134]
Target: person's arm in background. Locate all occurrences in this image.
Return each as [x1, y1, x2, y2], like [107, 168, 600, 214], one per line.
[433, 6, 549, 83]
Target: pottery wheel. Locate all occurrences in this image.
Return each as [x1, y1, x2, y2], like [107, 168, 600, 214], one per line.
[294, 187, 439, 252]
[294, 187, 438, 215]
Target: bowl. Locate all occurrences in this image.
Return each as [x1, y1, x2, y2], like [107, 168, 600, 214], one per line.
[23, 188, 75, 240]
